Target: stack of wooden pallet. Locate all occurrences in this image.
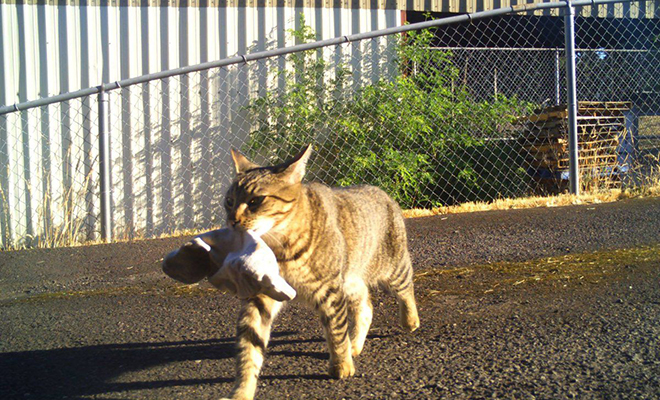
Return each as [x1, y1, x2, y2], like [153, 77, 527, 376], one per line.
[521, 101, 630, 193]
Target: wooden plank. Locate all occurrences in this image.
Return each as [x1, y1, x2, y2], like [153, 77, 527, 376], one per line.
[524, 131, 563, 139]
[575, 122, 626, 131]
[526, 110, 568, 123]
[578, 110, 628, 118]
[578, 155, 618, 164]
[524, 127, 624, 140]
[523, 143, 566, 153]
[576, 115, 625, 122]
[528, 119, 567, 129]
[578, 101, 632, 110]
[524, 112, 627, 125]
[529, 159, 564, 169]
[579, 134, 621, 143]
[522, 103, 628, 179]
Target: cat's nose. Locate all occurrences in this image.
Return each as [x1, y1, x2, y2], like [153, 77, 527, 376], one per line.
[230, 204, 248, 228]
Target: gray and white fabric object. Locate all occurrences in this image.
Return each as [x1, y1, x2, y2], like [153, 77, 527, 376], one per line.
[162, 228, 296, 302]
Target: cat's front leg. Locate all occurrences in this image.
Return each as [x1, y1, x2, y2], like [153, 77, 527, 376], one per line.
[226, 295, 283, 400]
[317, 289, 355, 379]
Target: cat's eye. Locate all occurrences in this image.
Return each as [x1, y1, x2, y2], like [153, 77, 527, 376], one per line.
[248, 196, 265, 209]
[225, 197, 235, 208]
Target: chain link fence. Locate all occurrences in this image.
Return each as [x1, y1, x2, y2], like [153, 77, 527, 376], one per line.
[0, 98, 100, 248]
[1, 0, 659, 249]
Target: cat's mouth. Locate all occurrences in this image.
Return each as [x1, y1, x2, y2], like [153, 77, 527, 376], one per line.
[250, 220, 275, 237]
[229, 220, 274, 237]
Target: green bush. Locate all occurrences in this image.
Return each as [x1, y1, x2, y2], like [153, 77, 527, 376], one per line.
[246, 18, 535, 208]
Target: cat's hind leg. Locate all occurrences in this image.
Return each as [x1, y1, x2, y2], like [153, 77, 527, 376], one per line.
[344, 275, 373, 357]
[386, 253, 420, 332]
[227, 294, 284, 400]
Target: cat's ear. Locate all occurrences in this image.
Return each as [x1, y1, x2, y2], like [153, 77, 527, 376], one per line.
[231, 149, 259, 174]
[280, 144, 312, 184]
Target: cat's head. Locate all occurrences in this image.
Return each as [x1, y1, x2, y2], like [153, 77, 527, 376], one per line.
[224, 145, 312, 236]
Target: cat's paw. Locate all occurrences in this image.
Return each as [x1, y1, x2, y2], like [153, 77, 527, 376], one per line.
[329, 358, 356, 379]
[351, 341, 364, 357]
[401, 313, 420, 332]
[219, 394, 248, 400]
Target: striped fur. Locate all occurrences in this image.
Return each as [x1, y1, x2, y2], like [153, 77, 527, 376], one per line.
[222, 146, 419, 400]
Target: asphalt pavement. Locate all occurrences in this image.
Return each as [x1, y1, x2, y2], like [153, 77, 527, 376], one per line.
[1, 197, 659, 399]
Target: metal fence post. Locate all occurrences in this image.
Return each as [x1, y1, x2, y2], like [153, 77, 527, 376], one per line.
[564, 0, 580, 195]
[98, 89, 112, 242]
[555, 49, 561, 105]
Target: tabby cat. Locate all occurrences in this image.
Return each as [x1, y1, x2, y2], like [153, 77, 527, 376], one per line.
[222, 145, 420, 400]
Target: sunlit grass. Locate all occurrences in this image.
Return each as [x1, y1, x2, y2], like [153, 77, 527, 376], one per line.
[415, 244, 660, 296]
[402, 185, 660, 219]
[3, 180, 660, 251]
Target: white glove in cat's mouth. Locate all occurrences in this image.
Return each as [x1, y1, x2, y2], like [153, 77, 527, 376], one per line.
[208, 230, 296, 302]
[162, 228, 296, 302]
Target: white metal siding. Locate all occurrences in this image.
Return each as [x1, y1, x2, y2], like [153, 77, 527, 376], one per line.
[1, 5, 400, 106]
[0, 4, 401, 247]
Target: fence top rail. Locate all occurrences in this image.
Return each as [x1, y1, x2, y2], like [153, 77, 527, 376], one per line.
[429, 46, 658, 52]
[0, 0, 637, 116]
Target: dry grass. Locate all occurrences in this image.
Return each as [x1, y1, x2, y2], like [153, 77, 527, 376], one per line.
[1, 281, 220, 306]
[415, 244, 660, 297]
[484, 245, 660, 284]
[3, 177, 660, 251]
[402, 185, 660, 219]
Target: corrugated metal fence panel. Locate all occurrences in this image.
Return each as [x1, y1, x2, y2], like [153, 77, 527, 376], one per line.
[1, 5, 401, 106]
[1, 1, 656, 108]
[0, 4, 401, 246]
[2, 1, 654, 248]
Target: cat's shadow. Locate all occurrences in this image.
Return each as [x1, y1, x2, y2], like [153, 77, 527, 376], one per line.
[1, 337, 237, 399]
[268, 331, 328, 360]
[2, 331, 394, 398]
[1, 331, 348, 399]
[264, 332, 393, 381]
[268, 332, 392, 361]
